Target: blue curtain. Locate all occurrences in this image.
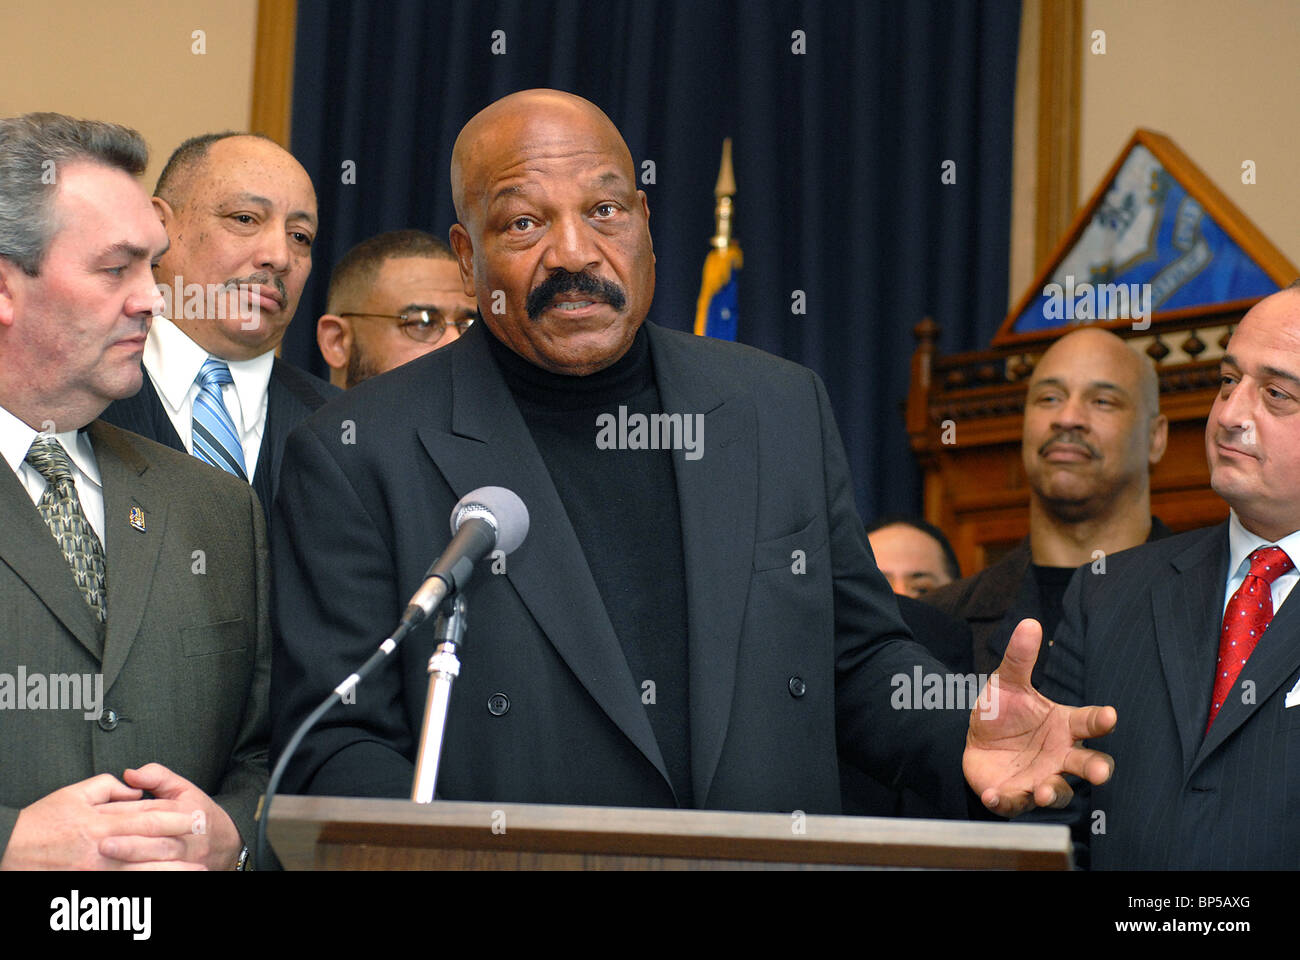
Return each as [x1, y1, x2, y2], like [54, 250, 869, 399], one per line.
[285, 0, 1021, 520]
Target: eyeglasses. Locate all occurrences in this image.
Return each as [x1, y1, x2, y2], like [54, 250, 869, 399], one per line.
[338, 309, 476, 344]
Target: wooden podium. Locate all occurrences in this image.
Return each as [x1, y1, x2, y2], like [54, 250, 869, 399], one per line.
[268, 796, 1072, 870]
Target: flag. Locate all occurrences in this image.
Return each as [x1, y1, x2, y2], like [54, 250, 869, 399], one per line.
[694, 138, 742, 340]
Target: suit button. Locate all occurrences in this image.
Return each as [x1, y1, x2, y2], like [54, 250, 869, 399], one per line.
[788, 677, 806, 698]
[487, 693, 510, 716]
[97, 709, 119, 731]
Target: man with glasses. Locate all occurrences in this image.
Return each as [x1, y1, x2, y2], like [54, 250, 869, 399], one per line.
[317, 230, 479, 389]
[99, 132, 337, 529]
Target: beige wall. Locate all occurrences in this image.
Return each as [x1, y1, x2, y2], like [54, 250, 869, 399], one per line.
[1080, 0, 1300, 272]
[4, 1, 1294, 288]
[0, 0, 258, 190]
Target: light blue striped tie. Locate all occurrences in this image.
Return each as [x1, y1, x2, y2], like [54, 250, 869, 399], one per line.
[192, 358, 248, 480]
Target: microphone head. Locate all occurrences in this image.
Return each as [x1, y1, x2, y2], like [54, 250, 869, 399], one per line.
[451, 486, 530, 555]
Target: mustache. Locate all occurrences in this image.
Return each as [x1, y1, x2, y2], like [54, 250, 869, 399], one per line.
[1040, 431, 1101, 459]
[224, 272, 288, 304]
[526, 270, 626, 321]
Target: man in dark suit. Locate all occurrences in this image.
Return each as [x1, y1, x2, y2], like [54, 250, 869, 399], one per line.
[1039, 283, 1300, 869]
[839, 596, 978, 817]
[843, 517, 972, 816]
[926, 327, 1170, 685]
[100, 132, 337, 527]
[0, 113, 269, 870]
[271, 89, 1115, 818]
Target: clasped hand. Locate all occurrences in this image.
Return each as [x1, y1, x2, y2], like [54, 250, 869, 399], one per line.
[0, 763, 240, 870]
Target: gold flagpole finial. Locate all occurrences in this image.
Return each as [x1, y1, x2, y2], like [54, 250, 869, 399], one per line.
[695, 139, 743, 337]
[714, 138, 736, 197]
[711, 138, 736, 249]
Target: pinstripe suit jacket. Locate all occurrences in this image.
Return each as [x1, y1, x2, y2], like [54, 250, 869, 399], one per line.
[0, 421, 271, 858]
[100, 358, 338, 531]
[1040, 522, 1300, 869]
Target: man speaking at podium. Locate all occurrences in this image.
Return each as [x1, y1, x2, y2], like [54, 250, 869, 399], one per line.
[270, 89, 1114, 818]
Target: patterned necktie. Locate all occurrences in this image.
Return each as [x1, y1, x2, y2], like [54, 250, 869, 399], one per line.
[25, 435, 108, 623]
[192, 358, 248, 480]
[1207, 545, 1294, 731]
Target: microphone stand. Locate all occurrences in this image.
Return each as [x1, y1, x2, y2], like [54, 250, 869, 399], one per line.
[411, 595, 468, 803]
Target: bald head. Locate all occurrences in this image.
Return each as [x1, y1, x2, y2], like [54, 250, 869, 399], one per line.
[1205, 284, 1300, 538]
[1022, 325, 1168, 523]
[155, 131, 282, 210]
[451, 89, 636, 231]
[151, 132, 317, 361]
[446, 89, 655, 377]
[1035, 327, 1160, 420]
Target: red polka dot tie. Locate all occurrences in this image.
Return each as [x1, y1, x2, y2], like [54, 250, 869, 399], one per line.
[1207, 545, 1294, 732]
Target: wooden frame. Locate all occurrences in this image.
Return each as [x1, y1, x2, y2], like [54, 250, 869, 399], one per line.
[993, 129, 1299, 348]
[1033, 0, 1083, 275]
[249, 0, 298, 147]
[1010, 0, 1085, 302]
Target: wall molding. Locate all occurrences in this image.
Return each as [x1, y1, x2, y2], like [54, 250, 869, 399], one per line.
[1009, 0, 1083, 308]
[250, 0, 297, 146]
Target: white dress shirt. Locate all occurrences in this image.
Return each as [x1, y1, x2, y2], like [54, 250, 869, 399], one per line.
[143, 316, 274, 479]
[1222, 509, 1300, 617]
[0, 403, 106, 546]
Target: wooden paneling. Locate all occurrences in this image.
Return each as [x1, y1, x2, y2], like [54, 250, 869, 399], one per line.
[250, 0, 297, 147]
[1033, 0, 1083, 275]
[909, 316, 1237, 577]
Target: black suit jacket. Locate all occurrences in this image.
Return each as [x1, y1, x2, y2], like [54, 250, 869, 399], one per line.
[1038, 522, 1300, 869]
[100, 358, 337, 528]
[926, 519, 1172, 682]
[839, 595, 976, 817]
[269, 320, 972, 814]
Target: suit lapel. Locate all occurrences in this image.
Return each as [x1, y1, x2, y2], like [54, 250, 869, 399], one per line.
[123, 374, 186, 454]
[89, 422, 168, 692]
[415, 324, 671, 788]
[647, 325, 757, 806]
[994, 560, 1041, 662]
[0, 444, 104, 660]
[964, 542, 1031, 674]
[257, 360, 335, 512]
[252, 368, 284, 507]
[1196, 530, 1300, 766]
[1149, 524, 1227, 779]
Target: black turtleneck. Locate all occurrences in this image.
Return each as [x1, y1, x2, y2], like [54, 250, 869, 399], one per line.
[484, 324, 694, 807]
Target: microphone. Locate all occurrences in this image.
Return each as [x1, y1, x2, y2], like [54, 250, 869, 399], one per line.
[402, 486, 529, 629]
[257, 487, 528, 868]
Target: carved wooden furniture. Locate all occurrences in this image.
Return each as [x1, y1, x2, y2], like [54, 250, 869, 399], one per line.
[907, 130, 1297, 575]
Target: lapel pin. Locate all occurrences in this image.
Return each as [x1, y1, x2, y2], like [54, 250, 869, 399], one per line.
[128, 506, 146, 533]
